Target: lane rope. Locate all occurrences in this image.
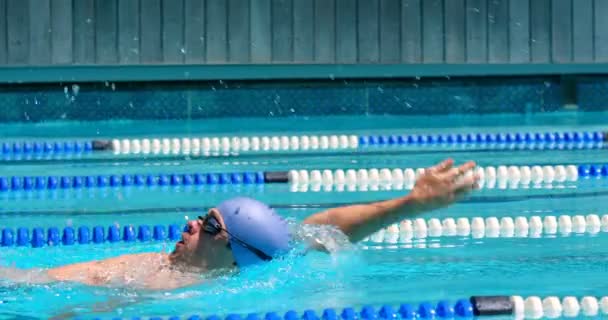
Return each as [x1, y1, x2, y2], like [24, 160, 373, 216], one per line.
[65, 295, 608, 319]
[288, 164, 608, 192]
[2, 164, 607, 192]
[0, 171, 287, 191]
[363, 213, 608, 243]
[4, 213, 608, 248]
[105, 131, 606, 156]
[0, 141, 95, 155]
[0, 131, 604, 161]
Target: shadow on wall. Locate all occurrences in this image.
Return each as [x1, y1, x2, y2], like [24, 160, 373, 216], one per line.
[0, 77, 565, 122]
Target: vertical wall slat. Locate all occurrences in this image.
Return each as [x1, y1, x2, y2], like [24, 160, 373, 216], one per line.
[29, 0, 51, 65]
[379, 0, 400, 63]
[508, 0, 530, 63]
[293, 0, 313, 62]
[118, 0, 140, 64]
[314, 0, 335, 62]
[0, 0, 6, 64]
[51, 0, 73, 64]
[551, 0, 572, 62]
[358, 0, 379, 63]
[140, 0, 162, 63]
[95, 0, 118, 64]
[466, 0, 487, 63]
[206, 0, 227, 63]
[444, 0, 465, 63]
[594, 0, 608, 61]
[335, 0, 356, 63]
[162, 0, 185, 63]
[422, 0, 444, 63]
[250, 0, 271, 62]
[228, 0, 250, 62]
[7, 0, 29, 65]
[573, 0, 593, 62]
[73, 0, 96, 64]
[271, 0, 293, 62]
[530, 0, 550, 62]
[184, 0, 205, 63]
[401, 0, 421, 63]
[488, 0, 507, 63]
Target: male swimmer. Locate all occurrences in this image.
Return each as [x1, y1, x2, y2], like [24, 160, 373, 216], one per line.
[4, 159, 478, 290]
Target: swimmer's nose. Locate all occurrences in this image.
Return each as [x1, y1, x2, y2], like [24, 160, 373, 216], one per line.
[187, 220, 199, 234]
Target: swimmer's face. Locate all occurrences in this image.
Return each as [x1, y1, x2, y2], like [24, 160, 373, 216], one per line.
[169, 208, 235, 270]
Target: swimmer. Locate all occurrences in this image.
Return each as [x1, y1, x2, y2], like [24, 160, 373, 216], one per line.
[2, 159, 478, 290]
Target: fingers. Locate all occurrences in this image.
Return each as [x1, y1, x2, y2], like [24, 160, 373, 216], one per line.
[427, 158, 454, 174]
[438, 160, 477, 181]
[452, 171, 480, 192]
[457, 161, 477, 174]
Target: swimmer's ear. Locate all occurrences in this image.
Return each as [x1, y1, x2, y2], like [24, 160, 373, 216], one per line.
[209, 208, 229, 240]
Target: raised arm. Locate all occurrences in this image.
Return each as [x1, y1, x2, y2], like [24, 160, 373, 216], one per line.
[303, 159, 478, 243]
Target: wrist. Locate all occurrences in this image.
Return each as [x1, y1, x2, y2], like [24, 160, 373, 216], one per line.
[397, 193, 427, 212]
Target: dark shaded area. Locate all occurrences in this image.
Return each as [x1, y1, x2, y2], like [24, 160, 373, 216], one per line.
[0, 76, 566, 122]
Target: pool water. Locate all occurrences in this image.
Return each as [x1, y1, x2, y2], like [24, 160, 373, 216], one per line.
[1, 112, 608, 319]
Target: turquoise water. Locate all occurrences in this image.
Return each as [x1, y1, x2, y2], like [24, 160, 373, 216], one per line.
[1, 112, 608, 319]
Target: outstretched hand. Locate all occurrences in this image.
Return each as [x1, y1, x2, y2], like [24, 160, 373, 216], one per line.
[409, 158, 479, 211]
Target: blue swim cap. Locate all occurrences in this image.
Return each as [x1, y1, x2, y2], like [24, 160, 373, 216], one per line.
[217, 197, 291, 267]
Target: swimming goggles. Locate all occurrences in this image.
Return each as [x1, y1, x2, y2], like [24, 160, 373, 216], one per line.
[198, 214, 273, 262]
